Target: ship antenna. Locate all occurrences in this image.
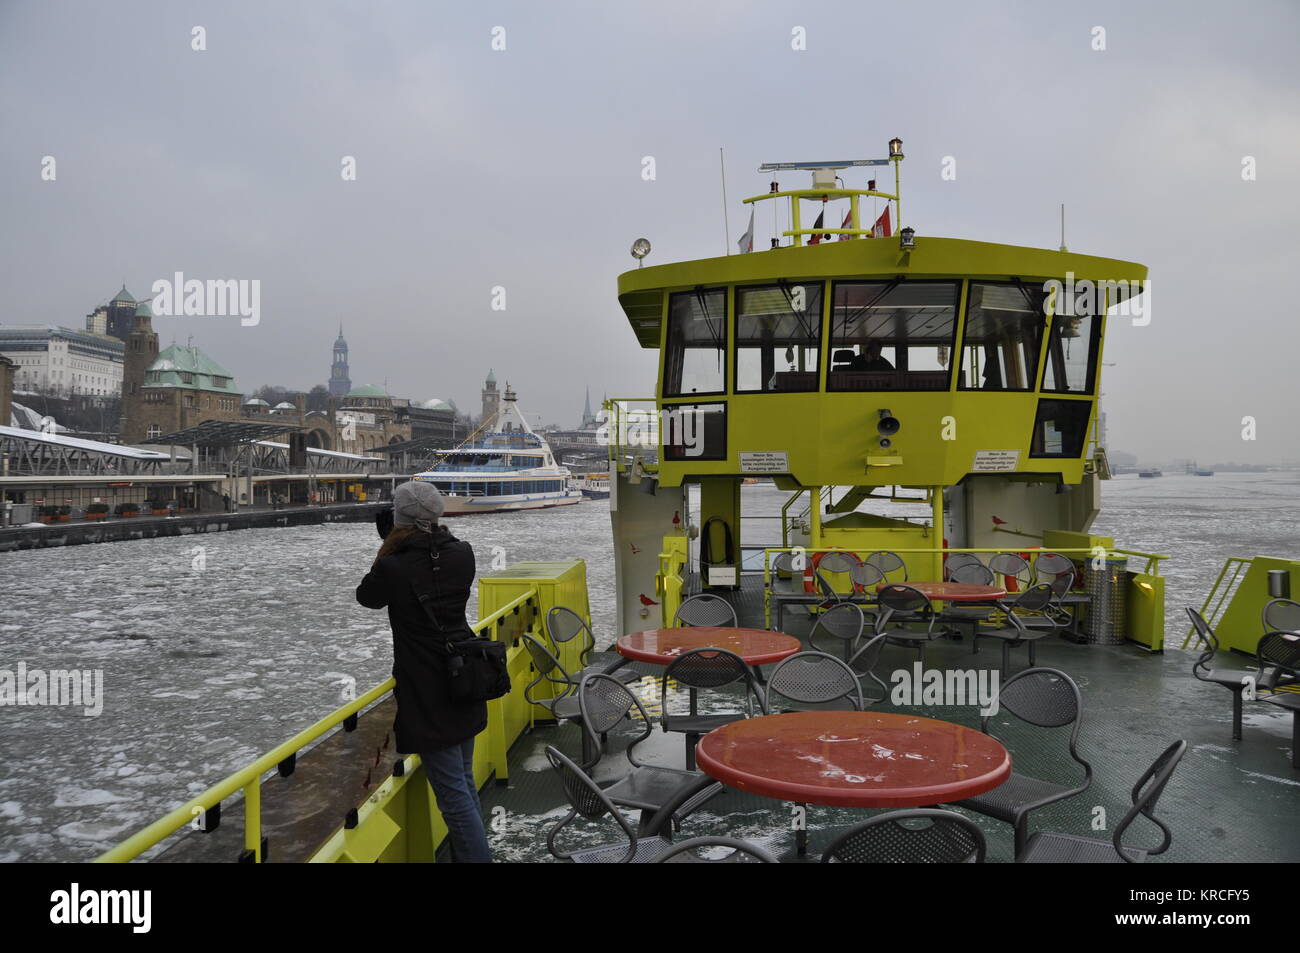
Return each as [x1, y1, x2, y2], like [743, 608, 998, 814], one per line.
[1059, 203, 1068, 252]
[719, 147, 731, 255]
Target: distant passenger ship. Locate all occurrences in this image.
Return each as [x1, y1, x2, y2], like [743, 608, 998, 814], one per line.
[412, 386, 582, 514]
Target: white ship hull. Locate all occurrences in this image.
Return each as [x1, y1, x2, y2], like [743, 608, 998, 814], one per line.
[440, 491, 583, 515]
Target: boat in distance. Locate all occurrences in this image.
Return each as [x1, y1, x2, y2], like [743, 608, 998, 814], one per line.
[411, 385, 581, 515]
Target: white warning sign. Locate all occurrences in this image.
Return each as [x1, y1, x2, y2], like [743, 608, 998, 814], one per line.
[739, 451, 789, 473]
[972, 450, 1020, 472]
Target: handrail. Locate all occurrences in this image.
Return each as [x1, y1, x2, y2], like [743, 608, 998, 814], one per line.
[1184, 556, 1253, 649]
[95, 587, 540, 863]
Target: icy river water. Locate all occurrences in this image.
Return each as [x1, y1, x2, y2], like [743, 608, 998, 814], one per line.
[1, 472, 1297, 861]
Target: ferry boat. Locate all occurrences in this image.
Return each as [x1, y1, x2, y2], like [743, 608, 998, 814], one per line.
[97, 140, 1300, 867]
[410, 384, 581, 514]
[570, 473, 611, 499]
[1138, 468, 1163, 478]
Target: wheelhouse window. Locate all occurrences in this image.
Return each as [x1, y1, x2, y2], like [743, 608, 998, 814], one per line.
[661, 402, 727, 461]
[959, 281, 1046, 391]
[828, 280, 958, 391]
[1029, 399, 1093, 458]
[663, 289, 727, 397]
[1041, 284, 1102, 394]
[735, 283, 823, 393]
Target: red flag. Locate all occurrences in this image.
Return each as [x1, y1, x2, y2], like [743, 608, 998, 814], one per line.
[871, 206, 892, 238]
[837, 208, 853, 240]
[808, 211, 830, 245]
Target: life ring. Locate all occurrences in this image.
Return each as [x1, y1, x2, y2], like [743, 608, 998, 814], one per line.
[802, 549, 856, 594]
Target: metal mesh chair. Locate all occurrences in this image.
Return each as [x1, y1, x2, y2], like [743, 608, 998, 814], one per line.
[521, 633, 582, 723]
[655, 836, 780, 863]
[988, 552, 1032, 592]
[866, 550, 908, 582]
[546, 606, 640, 685]
[661, 647, 767, 769]
[578, 674, 724, 825]
[951, 667, 1092, 855]
[814, 551, 860, 604]
[971, 584, 1057, 670]
[847, 633, 891, 703]
[674, 593, 739, 628]
[1258, 631, 1300, 767]
[943, 553, 985, 581]
[1017, 740, 1187, 863]
[821, 809, 986, 863]
[808, 602, 867, 660]
[765, 651, 864, 712]
[1262, 598, 1300, 634]
[544, 745, 686, 863]
[1185, 608, 1256, 741]
[942, 562, 998, 636]
[875, 584, 942, 664]
[849, 560, 885, 598]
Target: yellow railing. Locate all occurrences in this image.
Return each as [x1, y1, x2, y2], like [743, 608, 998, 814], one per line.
[1183, 556, 1253, 650]
[759, 545, 1168, 629]
[95, 587, 541, 863]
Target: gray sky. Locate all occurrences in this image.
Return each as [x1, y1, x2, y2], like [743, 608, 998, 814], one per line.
[2, 0, 1297, 463]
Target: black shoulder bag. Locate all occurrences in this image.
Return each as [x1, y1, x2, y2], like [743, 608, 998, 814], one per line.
[411, 544, 511, 704]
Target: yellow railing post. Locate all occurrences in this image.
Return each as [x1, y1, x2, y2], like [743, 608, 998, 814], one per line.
[244, 777, 261, 862]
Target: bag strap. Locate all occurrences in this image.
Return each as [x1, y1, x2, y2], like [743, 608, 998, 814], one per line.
[407, 542, 459, 657]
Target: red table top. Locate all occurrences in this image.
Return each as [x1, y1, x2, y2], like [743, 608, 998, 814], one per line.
[695, 710, 1011, 808]
[616, 627, 802, 666]
[876, 581, 1007, 602]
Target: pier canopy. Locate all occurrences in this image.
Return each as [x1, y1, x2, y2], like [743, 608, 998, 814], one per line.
[616, 235, 1146, 490]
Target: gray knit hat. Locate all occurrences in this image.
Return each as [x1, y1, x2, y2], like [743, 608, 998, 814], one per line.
[392, 480, 445, 527]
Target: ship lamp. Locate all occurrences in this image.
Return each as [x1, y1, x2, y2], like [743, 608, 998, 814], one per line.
[888, 138, 904, 159]
[899, 227, 916, 250]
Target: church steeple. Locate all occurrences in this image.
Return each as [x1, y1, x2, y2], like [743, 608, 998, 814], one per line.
[328, 324, 351, 397]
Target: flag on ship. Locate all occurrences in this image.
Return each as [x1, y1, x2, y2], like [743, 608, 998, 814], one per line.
[872, 206, 892, 238]
[837, 208, 853, 240]
[737, 208, 754, 253]
[808, 210, 830, 244]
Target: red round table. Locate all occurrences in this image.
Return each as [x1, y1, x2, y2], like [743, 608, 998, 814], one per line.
[695, 710, 1011, 808]
[616, 627, 801, 666]
[877, 581, 1007, 602]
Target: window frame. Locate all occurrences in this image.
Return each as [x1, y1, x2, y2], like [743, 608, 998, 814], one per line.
[732, 280, 826, 395]
[826, 278, 961, 392]
[662, 287, 729, 398]
[956, 279, 1048, 393]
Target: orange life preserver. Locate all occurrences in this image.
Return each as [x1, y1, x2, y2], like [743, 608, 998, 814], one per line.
[803, 549, 858, 594]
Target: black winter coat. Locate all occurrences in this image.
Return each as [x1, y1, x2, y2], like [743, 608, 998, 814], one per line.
[355, 526, 488, 752]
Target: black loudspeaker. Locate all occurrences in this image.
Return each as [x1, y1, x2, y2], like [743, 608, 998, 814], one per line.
[289, 431, 308, 468]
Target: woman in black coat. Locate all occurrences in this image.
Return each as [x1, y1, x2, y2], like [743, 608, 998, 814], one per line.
[356, 481, 491, 862]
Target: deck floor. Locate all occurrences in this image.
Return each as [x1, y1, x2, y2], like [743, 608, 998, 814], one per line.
[482, 576, 1300, 863]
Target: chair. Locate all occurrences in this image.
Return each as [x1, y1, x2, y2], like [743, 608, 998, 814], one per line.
[655, 836, 780, 863]
[578, 674, 724, 826]
[1257, 631, 1300, 768]
[1017, 740, 1187, 863]
[875, 584, 943, 664]
[808, 602, 867, 661]
[972, 584, 1058, 670]
[1034, 553, 1088, 631]
[942, 562, 998, 637]
[765, 652, 864, 712]
[865, 550, 908, 582]
[847, 633, 891, 703]
[849, 560, 885, 598]
[814, 551, 859, 604]
[546, 606, 640, 685]
[821, 809, 986, 863]
[1262, 598, 1300, 634]
[674, 593, 738, 628]
[1185, 608, 1257, 741]
[543, 746, 714, 863]
[988, 552, 1032, 593]
[951, 667, 1092, 855]
[661, 647, 768, 769]
[520, 633, 581, 724]
[943, 552, 985, 580]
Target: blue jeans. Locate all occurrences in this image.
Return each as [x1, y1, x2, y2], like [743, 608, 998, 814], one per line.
[421, 739, 491, 863]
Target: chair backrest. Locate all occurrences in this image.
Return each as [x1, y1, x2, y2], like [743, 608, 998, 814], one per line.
[815, 552, 859, 601]
[661, 647, 766, 717]
[866, 551, 907, 581]
[848, 633, 890, 700]
[1043, 567, 1075, 598]
[544, 745, 640, 862]
[808, 602, 866, 651]
[1184, 607, 1220, 678]
[949, 562, 995, 586]
[990, 667, 1090, 776]
[520, 633, 572, 695]
[1111, 740, 1187, 863]
[579, 673, 652, 766]
[771, 551, 796, 574]
[766, 652, 864, 710]
[656, 836, 779, 863]
[1257, 631, 1300, 688]
[1262, 598, 1300, 634]
[850, 561, 885, 591]
[674, 593, 739, 628]
[546, 606, 595, 662]
[944, 553, 984, 580]
[1034, 552, 1076, 582]
[878, 583, 932, 617]
[988, 552, 1032, 586]
[821, 809, 986, 863]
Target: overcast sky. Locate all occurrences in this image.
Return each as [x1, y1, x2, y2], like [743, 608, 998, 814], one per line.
[2, 0, 1297, 463]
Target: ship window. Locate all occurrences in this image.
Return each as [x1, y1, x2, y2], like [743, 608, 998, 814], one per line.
[1042, 288, 1101, 394]
[664, 289, 727, 396]
[661, 402, 727, 461]
[828, 280, 958, 391]
[959, 281, 1046, 391]
[1029, 398, 1092, 457]
[735, 283, 822, 393]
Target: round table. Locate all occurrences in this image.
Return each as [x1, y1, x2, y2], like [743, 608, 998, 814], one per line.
[616, 627, 801, 666]
[877, 581, 1007, 602]
[695, 710, 1011, 808]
